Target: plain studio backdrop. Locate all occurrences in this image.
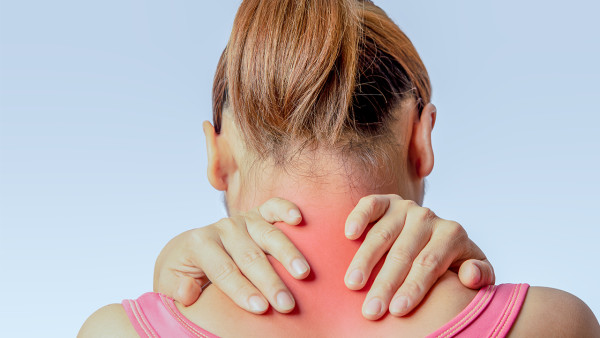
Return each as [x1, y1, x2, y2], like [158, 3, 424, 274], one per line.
[1, 1, 599, 336]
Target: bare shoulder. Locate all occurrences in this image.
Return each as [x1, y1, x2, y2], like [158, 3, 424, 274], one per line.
[508, 286, 600, 337]
[408, 271, 479, 335]
[78, 303, 139, 338]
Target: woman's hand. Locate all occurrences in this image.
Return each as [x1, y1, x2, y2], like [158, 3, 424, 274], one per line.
[154, 195, 495, 319]
[153, 198, 310, 314]
[344, 194, 494, 320]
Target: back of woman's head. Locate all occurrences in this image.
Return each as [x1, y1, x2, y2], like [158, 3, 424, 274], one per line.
[213, 0, 431, 181]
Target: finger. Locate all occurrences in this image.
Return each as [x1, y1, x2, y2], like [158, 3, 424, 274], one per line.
[389, 222, 458, 316]
[246, 216, 310, 279]
[345, 205, 407, 291]
[219, 219, 296, 313]
[361, 209, 433, 319]
[448, 237, 496, 288]
[257, 197, 302, 225]
[175, 276, 204, 306]
[345, 195, 398, 239]
[197, 240, 270, 314]
[154, 268, 191, 304]
[153, 231, 207, 304]
[458, 258, 495, 289]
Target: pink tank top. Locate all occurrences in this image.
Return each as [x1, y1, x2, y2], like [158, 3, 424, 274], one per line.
[122, 283, 529, 337]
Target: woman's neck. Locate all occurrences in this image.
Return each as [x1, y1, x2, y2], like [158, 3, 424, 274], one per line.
[184, 182, 478, 337]
[253, 174, 397, 297]
[248, 180, 398, 333]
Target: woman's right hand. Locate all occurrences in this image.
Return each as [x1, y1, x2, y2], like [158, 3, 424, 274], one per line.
[153, 197, 310, 314]
[155, 195, 495, 318]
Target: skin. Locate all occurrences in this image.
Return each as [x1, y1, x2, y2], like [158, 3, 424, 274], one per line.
[151, 100, 496, 319]
[151, 192, 493, 317]
[201, 100, 490, 320]
[79, 101, 600, 336]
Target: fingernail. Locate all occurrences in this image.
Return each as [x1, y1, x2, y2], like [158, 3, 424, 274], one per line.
[248, 295, 268, 312]
[347, 269, 363, 286]
[345, 222, 359, 237]
[175, 284, 185, 301]
[276, 291, 294, 310]
[471, 263, 481, 284]
[291, 258, 309, 276]
[390, 296, 410, 314]
[365, 298, 383, 316]
[289, 209, 301, 218]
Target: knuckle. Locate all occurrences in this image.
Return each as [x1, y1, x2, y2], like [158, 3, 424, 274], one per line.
[375, 280, 397, 296]
[402, 280, 424, 298]
[386, 250, 413, 267]
[216, 218, 238, 232]
[212, 261, 238, 283]
[401, 199, 418, 209]
[190, 227, 210, 243]
[361, 195, 378, 212]
[239, 249, 266, 267]
[387, 194, 404, 202]
[444, 220, 466, 239]
[415, 251, 443, 274]
[370, 227, 394, 244]
[414, 207, 434, 223]
[260, 227, 283, 249]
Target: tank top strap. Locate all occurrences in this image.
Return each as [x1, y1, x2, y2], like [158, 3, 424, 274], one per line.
[427, 283, 530, 338]
[122, 292, 220, 338]
[123, 285, 529, 338]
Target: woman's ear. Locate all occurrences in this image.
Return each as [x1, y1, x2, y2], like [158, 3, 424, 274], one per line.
[203, 120, 229, 191]
[409, 103, 436, 178]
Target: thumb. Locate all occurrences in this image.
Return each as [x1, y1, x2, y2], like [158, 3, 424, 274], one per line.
[458, 259, 495, 289]
[175, 276, 205, 306]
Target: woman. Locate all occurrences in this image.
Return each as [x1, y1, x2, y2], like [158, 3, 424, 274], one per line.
[80, 0, 599, 336]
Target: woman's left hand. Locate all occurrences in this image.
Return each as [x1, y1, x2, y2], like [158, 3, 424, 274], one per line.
[343, 194, 494, 320]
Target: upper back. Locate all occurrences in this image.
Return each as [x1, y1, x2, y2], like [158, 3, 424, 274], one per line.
[177, 271, 479, 337]
[81, 280, 600, 338]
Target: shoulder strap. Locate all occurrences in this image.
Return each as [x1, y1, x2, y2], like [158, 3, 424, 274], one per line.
[427, 283, 530, 338]
[122, 292, 219, 338]
[486, 283, 530, 337]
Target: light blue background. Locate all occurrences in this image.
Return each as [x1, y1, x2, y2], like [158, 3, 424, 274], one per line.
[1, 1, 599, 336]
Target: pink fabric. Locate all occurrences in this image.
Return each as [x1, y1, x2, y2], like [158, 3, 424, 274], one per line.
[122, 283, 529, 338]
[122, 293, 218, 338]
[426, 283, 530, 338]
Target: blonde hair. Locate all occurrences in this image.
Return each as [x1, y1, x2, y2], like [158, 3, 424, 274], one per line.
[213, 0, 431, 175]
